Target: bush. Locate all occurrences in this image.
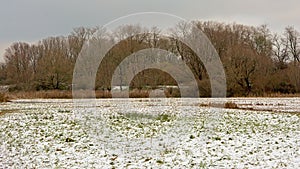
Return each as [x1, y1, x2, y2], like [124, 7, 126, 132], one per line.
[273, 82, 296, 94]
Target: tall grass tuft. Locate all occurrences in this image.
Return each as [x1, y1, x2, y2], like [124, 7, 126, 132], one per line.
[0, 93, 9, 102]
[224, 101, 238, 109]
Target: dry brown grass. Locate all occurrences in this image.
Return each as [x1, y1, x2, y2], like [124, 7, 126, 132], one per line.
[164, 88, 181, 98]
[198, 103, 209, 107]
[8, 90, 300, 100]
[96, 90, 112, 98]
[129, 89, 149, 98]
[224, 101, 238, 109]
[8, 90, 73, 99]
[201, 101, 239, 109]
[247, 92, 300, 97]
[7, 89, 152, 99]
[8, 90, 114, 99]
[0, 93, 10, 102]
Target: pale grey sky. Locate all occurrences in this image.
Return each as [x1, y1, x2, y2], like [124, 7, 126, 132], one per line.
[1, 0, 300, 62]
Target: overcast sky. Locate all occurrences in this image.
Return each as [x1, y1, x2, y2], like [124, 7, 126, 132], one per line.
[1, 0, 300, 63]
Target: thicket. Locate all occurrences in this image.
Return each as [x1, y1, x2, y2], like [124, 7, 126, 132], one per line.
[0, 21, 299, 97]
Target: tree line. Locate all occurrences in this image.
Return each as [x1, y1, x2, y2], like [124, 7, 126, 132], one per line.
[0, 21, 300, 97]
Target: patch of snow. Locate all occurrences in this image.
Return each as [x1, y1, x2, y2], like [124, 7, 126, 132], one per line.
[0, 98, 299, 168]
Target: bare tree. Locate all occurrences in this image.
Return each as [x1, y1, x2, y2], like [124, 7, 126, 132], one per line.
[110, 24, 147, 90]
[35, 37, 71, 90]
[67, 27, 97, 61]
[226, 44, 258, 95]
[4, 42, 34, 88]
[285, 26, 300, 63]
[272, 34, 289, 69]
[252, 25, 272, 57]
[170, 22, 207, 81]
[0, 63, 6, 84]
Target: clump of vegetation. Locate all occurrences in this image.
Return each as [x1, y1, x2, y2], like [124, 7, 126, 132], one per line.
[156, 114, 172, 122]
[199, 103, 209, 107]
[129, 89, 149, 98]
[224, 101, 238, 109]
[65, 138, 75, 142]
[123, 112, 156, 120]
[156, 159, 164, 164]
[212, 136, 222, 141]
[0, 93, 9, 102]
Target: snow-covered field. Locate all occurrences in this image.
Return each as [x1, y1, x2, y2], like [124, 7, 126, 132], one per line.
[0, 98, 299, 168]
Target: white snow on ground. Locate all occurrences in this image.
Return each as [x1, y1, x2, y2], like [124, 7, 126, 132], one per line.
[0, 98, 299, 168]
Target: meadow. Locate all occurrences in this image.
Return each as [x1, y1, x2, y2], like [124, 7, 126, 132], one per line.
[0, 98, 299, 168]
